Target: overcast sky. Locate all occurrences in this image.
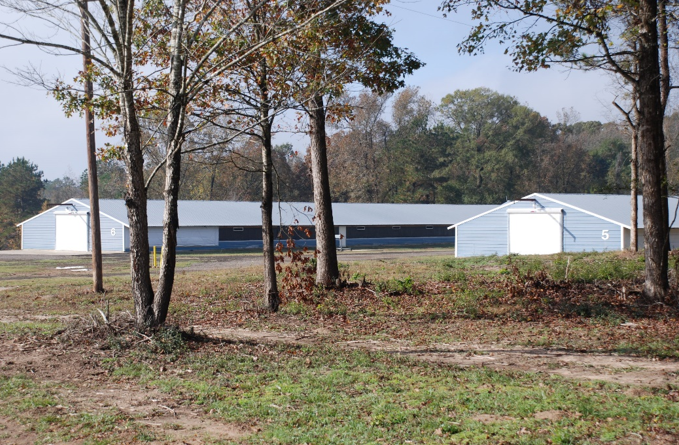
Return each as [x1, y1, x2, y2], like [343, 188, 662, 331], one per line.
[0, 0, 619, 180]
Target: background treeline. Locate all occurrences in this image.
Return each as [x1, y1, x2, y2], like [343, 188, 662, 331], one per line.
[46, 87, 679, 205]
[6, 86, 679, 249]
[328, 87, 679, 204]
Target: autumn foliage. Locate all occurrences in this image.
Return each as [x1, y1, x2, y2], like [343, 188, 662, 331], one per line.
[275, 226, 318, 304]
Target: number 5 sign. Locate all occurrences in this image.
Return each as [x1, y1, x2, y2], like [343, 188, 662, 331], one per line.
[602, 230, 609, 240]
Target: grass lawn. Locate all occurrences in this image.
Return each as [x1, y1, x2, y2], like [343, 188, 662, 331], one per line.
[1, 249, 678, 444]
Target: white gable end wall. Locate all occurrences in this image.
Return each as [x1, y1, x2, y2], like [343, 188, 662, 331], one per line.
[21, 200, 127, 252]
[21, 201, 90, 250]
[99, 214, 125, 251]
[456, 198, 624, 258]
[456, 205, 510, 257]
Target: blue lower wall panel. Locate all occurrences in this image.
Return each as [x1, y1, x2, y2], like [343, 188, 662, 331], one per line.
[160, 236, 455, 252]
[346, 236, 454, 248]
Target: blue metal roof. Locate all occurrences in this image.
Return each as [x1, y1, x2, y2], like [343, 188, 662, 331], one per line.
[69, 199, 496, 228]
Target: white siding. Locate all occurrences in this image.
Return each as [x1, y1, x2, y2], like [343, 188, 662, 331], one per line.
[457, 199, 623, 258]
[123, 226, 130, 251]
[146, 226, 218, 248]
[22, 202, 90, 250]
[99, 215, 125, 251]
[148, 228, 163, 247]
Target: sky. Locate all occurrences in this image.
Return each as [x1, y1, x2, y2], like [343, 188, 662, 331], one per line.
[0, 0, 620, 181]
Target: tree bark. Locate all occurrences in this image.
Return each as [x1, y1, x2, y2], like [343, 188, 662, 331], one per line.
[261, 124, 280, 311]
[152, 0, 186, 326]
[121, 86, 155, 327]
[638, 0, 668, 300]
[631, 126, 639, 252]
[80, 0, 103, 293]
[153, 141, 181, 325]
[258, 63, 280, 311]
[114, 0, 155, 327]
[308, 93, 339, 286]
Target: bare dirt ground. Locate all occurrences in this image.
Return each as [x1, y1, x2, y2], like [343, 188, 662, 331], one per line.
[3, 249, 679, 443]
[190, 326, 679, 388]
[2, 315, 679, 443]
[0, 335, 250, 445]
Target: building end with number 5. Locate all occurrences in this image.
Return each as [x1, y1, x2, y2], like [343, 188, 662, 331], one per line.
[449, 193, 679, 257]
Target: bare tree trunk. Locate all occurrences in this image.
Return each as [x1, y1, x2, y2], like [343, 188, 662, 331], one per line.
[658, 0, 671, 255]
[631, 126, 639, 252]
[638, 0, 668, 301]
[308, 93, 339, 286]
[259, 64, 280, 311]
[153, 0, 186, 326]
[80, 0, 103, 293]
[261, 125, 280, 311]
[153, 142, 181, 325]
[112, 0, 155, 327]
[121, 87, 155, 327]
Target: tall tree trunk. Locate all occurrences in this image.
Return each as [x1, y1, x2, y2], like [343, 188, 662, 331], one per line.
[638, 0, 668, 300]
[153, 0, 186, 326]
[80, 0, 103, 293]
[113, 0, 155, 327]
[658, 0, 671, 255]
[259, 65, 280, 311]
[631, 126, 639, 252]
[121, 87, 155, 327]
[153, 142, 181, 325]
[261, 125, 280, 311]
[308, 93, 339, 286]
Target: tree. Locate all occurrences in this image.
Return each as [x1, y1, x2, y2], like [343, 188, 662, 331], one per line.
[0, 158, 45, 249]
[290, 0, 423, 286]
[213, 1, 316, 312]
[437, 88, 551, 203]
[1, 0, 345, 326]
[44, 173, 86, 203]
[440, 0, 672, 301]
[328, 92, 393, 203]
[82, 160, 128, 200]
[387, 87, 447, 203]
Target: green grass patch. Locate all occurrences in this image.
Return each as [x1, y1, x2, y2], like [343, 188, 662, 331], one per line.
[107, 342, 679, 444]
[0, 320, 65, 336]
[0, 374, 151, 444]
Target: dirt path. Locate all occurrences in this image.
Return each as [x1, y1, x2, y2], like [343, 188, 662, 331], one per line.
[0, 337, 249, 444]
[191, 326, 679, 388]
[2, 322, 678, 443]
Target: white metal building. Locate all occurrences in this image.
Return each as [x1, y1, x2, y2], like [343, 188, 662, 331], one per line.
[450, 193, 679, 257]
[17, 198, 496, 252]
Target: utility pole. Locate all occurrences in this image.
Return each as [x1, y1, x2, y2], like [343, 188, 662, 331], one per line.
[80, 0, 103, 292]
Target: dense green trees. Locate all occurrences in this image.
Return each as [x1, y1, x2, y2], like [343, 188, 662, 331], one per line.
[328, 88, 638, 205]
[0, 158, 45, 249]
[31, 87, 646, 213]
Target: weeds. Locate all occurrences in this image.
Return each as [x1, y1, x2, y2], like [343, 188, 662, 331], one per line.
[374, 276, 417, 295]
